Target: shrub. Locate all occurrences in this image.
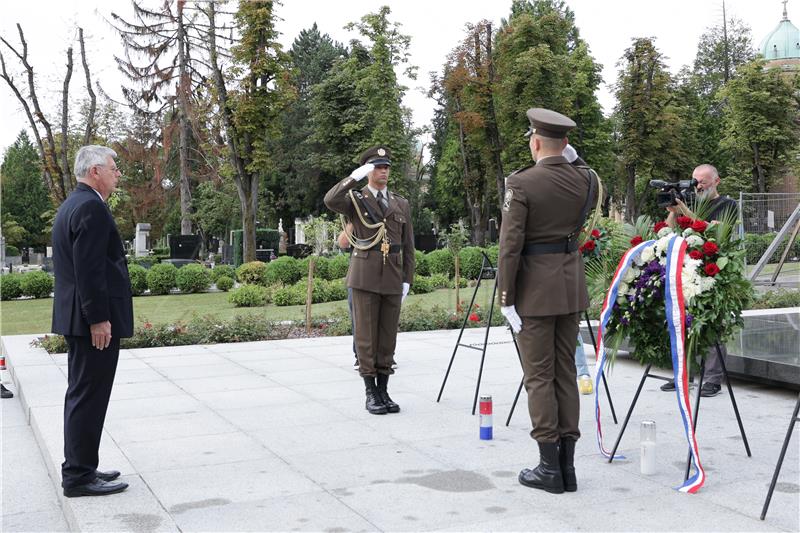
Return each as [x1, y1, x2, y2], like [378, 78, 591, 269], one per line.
[5, 245, 20, 256]
[428, 273, 450, 289]
[266, 256, 302, 285]
[211, 264, 236, 283]
[152, 247, 169, 256]
[300, 256, 331, 281]
[0, 273, 23, 300]
[228, 284, 268, 307]
[426, 249, 454, 277]
[272, 284, 306, 306]
[414, 250, 430, 276]
[236, 261, 269, 286]
[128, 256, 157, 268]
[743, 233, 800, 264]
[452, 276, 468, 289]
[459, 247, 485, 279]
[146, 263, 177, 295]
[411, 275, 435, 294]
[21, 271, 53, 298]
[328, 254, 350, 280]
[127, 264, 148, 296]
[326, 278, 348, 302]
[484, 244, 499, 270]
[751, 289, 800, 309]
[176, 264, 211, 293]
[215, 275, 234, 292]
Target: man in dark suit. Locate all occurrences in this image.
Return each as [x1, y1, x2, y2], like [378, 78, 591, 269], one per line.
[324, 146, 415, 415]
[52, 145, 133, 497]
[498, 109, 598, 494]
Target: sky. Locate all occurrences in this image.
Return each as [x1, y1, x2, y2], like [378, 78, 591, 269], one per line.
[0, 0, 788, 157]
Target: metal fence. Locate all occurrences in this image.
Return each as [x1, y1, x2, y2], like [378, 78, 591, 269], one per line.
[738, 192, 800, 235]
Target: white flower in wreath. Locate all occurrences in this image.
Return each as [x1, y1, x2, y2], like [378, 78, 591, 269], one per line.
[619, 281, 629, 295]
[685, 235, 704, 248]
[623, 266, 639, 283]
[659, 257, 667, 266]
[639, 245, 656, 264]
[655, 236, 672, 257]
[657, 227, 673, 238]
[682, 227, 695, 238]
[682, 279, 700, 303]
[684, 257, 703, 271]
[699, 275, 716, 293]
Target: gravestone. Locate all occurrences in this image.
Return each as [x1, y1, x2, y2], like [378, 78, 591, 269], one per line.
[134, 223, 152, 257]
[169, 234, 202, 260]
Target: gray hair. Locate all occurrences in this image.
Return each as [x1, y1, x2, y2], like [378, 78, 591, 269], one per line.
[74, 145, 117, 179]
[693, 164, 719, 179]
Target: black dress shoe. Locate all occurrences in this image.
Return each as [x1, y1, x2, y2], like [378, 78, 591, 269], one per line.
[95, 469, 121, 482]
[63, 479, 128, 498]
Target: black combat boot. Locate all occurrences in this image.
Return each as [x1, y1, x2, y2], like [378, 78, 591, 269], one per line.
[376, 374, 400, 413]
[518, 441, 564, 494]
[559, 438, 577, 492]
[0, 384, 13, 399]
[363, 376, 388, 415]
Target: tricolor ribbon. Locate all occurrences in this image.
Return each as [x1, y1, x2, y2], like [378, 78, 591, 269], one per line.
[594, 234, 705, 493]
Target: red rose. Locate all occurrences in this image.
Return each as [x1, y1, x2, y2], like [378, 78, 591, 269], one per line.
[677, 216, 692, 230]
[689, 250, 703, 260]
[468, 313, 480, 322]
[630, 235, 643, 246]
[691, 220, 708, 233]
[704, 263, 720, 276]
[702, 242, 719, 256]
[591, 229, 601, 238]
[653, 221, 668, 233]
[581, 240, 596, 251]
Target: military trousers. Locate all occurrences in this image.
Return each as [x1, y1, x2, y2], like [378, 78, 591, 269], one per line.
[517, 312, 581, 443]
[351, 288, 401, 377]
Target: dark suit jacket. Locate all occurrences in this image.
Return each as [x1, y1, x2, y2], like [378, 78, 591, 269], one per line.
[51, 183, 134, 338]
[324, 177, 415, 294]
[498, 155, 598, 317]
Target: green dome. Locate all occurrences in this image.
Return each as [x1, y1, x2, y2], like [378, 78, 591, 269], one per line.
[760, 5, 800, 60]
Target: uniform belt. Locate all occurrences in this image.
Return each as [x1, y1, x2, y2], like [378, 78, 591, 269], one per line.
[362, 244, 402, 254]
[522, 240, 578, 255]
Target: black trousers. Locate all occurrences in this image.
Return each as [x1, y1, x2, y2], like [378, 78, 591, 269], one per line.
[61, 335, 120, 488]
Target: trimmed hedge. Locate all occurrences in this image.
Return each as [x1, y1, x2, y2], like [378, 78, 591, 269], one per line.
[458, 247, 485, 279]
[228, 284, 269, 307]
[743, 233, 800, 264]
[6, 245, 20, 256]
[176, 264, 211, 293]
[215, 275, 234, 291]
[211, 264, 236, 283]
[414, 250, 430, 276]
[0, 273, 23, 300]
[266, 256, 302, 285]
[328, 254, 350, 279]
[273, 278, 348, 306]
[146, 263, 177, 295]
[426, 249, 454, 277]
[127, 264, 148, 296]
[21, 271, 53, 298]
[410, 275, 435, 294]
[237, 261, 269, 286]
[300, 256, 331, 281]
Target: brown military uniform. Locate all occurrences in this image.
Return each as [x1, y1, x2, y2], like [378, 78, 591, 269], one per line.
[498, 155, 597, 444]
[324, 176, 415, 377]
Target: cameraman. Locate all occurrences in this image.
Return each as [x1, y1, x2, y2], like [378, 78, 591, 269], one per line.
[662, 163, 737, 397]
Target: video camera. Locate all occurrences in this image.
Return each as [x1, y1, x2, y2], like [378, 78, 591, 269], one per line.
[649, 178, 698, 208]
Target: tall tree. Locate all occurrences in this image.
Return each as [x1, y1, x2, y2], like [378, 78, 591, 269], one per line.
[111, 0, 207, 234]
[0, 131, 53, 248]
[0, 25, 96, 203]
[719, 59, 799, 193]
[203, 0, 292, 262]
[614, 37, 677, 221]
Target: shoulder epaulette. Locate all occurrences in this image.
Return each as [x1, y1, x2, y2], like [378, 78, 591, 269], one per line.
[508, 164, 535, 177]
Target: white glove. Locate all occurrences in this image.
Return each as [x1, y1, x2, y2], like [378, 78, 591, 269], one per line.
[500, 305, 522, 334]
[401, 282, 410, 302]
[562, 144, 578, 163]
[349, 163, 374, 181]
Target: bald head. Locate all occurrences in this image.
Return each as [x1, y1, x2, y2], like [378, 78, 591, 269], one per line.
[692, 163, 721, 199]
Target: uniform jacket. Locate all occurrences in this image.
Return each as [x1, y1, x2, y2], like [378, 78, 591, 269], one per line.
[324, 177, 415, 295]
[498, 155, 598, 317]
[51, 183, 134, 338]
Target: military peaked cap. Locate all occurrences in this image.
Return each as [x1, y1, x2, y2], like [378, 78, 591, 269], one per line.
[359, 146, 392, 166]
[524, 108, 576, 139]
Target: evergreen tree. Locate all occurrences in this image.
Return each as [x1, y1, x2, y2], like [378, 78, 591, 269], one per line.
[0, 131, 52, 248]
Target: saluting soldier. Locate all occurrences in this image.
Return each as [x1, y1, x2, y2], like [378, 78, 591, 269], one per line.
[498, 109, 598, 494]
[324, 146, 415, 415]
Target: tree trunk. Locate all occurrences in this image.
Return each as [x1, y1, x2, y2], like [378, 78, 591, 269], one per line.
[752, 142, 765, 193]
[625, 163, 637, 222]
[177, 1, 192, 235]
[305, 256, 315, 335]
[78, 28, 96, 146]
[454, 253, 460, 313]
[60, 46, 73, 193]
[484, 24, 506, 220]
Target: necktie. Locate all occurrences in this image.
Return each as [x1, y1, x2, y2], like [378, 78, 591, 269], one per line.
[377, 191, 389, 215]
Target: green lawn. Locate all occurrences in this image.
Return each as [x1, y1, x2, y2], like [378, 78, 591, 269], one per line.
[0, 285, 497, 336]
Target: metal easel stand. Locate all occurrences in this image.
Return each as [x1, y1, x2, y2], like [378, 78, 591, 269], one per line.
[437, 252, 508, 415]
[607, 341, 751, 467]
[504, 311, 618, 426]
[761, 393, 800, 520]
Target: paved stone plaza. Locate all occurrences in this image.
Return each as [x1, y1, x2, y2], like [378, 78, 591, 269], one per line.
[2, 327, 798, 532]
